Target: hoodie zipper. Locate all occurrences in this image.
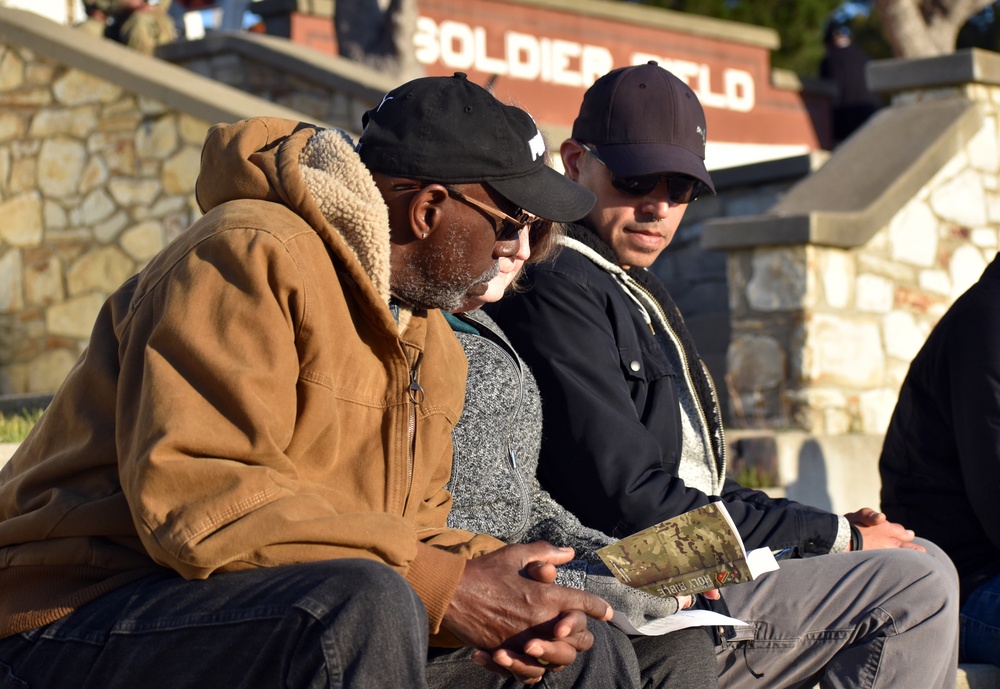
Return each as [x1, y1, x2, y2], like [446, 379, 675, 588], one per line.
[462, 314, 531, 538]
[488, 334, 531, 538]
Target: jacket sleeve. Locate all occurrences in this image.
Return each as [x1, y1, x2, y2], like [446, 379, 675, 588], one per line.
[489, 262, 839, 554]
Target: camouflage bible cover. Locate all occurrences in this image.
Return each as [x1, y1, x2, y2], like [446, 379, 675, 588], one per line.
[596, 502, 778, 597]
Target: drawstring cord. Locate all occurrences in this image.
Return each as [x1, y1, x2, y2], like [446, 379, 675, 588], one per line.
[742, 641, 764, 679]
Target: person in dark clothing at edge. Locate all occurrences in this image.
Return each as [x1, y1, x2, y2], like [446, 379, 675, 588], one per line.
[486, 61, 961, 689]
[880, 252, 1000, 665]
[0, 74, 644, 689]
[820, 22, 881, 145]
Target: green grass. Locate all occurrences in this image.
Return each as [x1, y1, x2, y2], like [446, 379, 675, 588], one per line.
[0, 409, 43, 443]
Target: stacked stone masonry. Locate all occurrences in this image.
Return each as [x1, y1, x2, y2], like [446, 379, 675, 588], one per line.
[0, 43, 208, 394]
[721, 88, 999, 435]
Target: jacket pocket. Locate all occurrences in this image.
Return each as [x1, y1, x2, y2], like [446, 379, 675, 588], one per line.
[617, 342, 674, 382]
[618, 344, 683, 470]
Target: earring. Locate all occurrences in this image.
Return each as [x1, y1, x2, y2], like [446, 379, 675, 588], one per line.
[422, 232, 428, 239]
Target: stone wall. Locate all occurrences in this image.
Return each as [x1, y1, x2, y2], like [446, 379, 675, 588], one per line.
[0, 7, 315, 395]
[652, 154, 828, 423]
[703, 49, 1000, 436]
[0, 46, 208, 393]
[727, 146, 997, 435]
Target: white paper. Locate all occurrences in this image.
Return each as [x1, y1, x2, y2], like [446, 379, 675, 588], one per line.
[610, 608, 748, 636]
[746, 547, 780, 578]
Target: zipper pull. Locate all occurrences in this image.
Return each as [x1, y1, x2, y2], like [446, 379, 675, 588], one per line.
[409, 352, 425, 404]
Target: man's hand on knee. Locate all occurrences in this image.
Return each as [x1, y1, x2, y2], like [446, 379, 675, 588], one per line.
[846, 507, 925, 551]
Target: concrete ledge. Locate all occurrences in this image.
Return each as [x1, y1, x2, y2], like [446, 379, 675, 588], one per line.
[0, 7, 311, 126]
[869, 48, 1000, 95]
[0, 393, 52, 417]
[728, 430, 884, 514]
[959, 663, 1000, 689]
[710, 151, 828, 189]
[157, 31, 397, 104]
[702, 97, 981, 250]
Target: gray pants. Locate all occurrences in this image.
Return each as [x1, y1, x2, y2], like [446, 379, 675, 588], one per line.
[716, 538, 959, 689]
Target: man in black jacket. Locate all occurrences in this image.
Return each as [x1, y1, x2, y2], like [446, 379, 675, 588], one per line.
[880, 252, 1000, 664]
[487, 61, 960, 688]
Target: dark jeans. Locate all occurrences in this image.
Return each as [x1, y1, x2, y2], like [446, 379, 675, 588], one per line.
[426, 624, 718, 689]
[0, 559, 430, 689]
[0, 559, 715, 689]
[961, 571, 1000, 663]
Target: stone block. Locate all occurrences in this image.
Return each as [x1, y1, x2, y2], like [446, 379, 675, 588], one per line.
[746, 247, 808, 312]
[888, 200, 939, 268]
[0, 193, 43, 246]
[53, 69, 122, 106]
[733, 429, 886, 514]
[46, 292, 107, 339]
[37, 137, 86, 198]
[0, 47, 25, 90]
[0, 249, 23, 313]
[135, 115, 178, 160]
[803, 315, 884, 388]
[0, 442, 16, 470]
[66, 245, 134, 296]
[932, 168, 988, 229]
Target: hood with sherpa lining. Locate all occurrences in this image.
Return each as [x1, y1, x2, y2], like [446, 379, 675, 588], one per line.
[197, 118, 392, 308]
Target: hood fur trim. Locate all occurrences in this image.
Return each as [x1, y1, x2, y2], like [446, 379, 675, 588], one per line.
[300, 129, 392, 305]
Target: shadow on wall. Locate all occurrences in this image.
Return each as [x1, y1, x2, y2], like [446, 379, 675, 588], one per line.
[787, 438, 833, 512]
[726, 431, 884, 515]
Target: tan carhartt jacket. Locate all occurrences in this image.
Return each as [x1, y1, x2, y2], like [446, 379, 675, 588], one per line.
[0, 118, 502, 639]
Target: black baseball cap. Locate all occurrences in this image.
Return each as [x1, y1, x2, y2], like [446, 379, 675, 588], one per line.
[357, 72, 595, 222]
[572, 61, 715, 194]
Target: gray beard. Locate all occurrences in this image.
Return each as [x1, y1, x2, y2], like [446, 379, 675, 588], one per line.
[393, 260, 499, 311]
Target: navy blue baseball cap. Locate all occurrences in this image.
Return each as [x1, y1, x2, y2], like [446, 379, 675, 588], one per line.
[572, 61, 715, 194]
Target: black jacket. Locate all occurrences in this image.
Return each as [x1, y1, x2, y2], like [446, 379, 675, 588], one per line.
[486, 224, 840, 555]
[880, 252, 1000, 604]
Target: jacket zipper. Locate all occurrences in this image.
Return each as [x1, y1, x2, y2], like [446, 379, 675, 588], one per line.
[405, 350, 424, 513]
[628, 278, 728, 483]
[558, 235, 729, 486]
[490, 335, 530, 538]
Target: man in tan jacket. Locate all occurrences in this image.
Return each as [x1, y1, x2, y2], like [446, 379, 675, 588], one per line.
[0, 74, 634, 688]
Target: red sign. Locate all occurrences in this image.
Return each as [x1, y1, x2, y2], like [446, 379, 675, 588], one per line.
[291, 0, 830, 165]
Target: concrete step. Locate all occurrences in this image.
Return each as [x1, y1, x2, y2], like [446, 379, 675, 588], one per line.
[959, 664, 1000, 689]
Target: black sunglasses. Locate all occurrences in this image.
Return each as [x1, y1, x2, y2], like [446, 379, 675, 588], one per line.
[580, 143, 706, 204]
[393, 183, 535, 242]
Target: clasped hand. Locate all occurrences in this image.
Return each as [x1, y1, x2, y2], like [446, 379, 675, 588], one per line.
[441, 542, 613, 685]
[845, 507, 925, 551]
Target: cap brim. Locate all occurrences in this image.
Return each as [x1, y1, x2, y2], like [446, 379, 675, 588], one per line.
[488, 165, 596, 222]
[595, 143, 716, 194]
